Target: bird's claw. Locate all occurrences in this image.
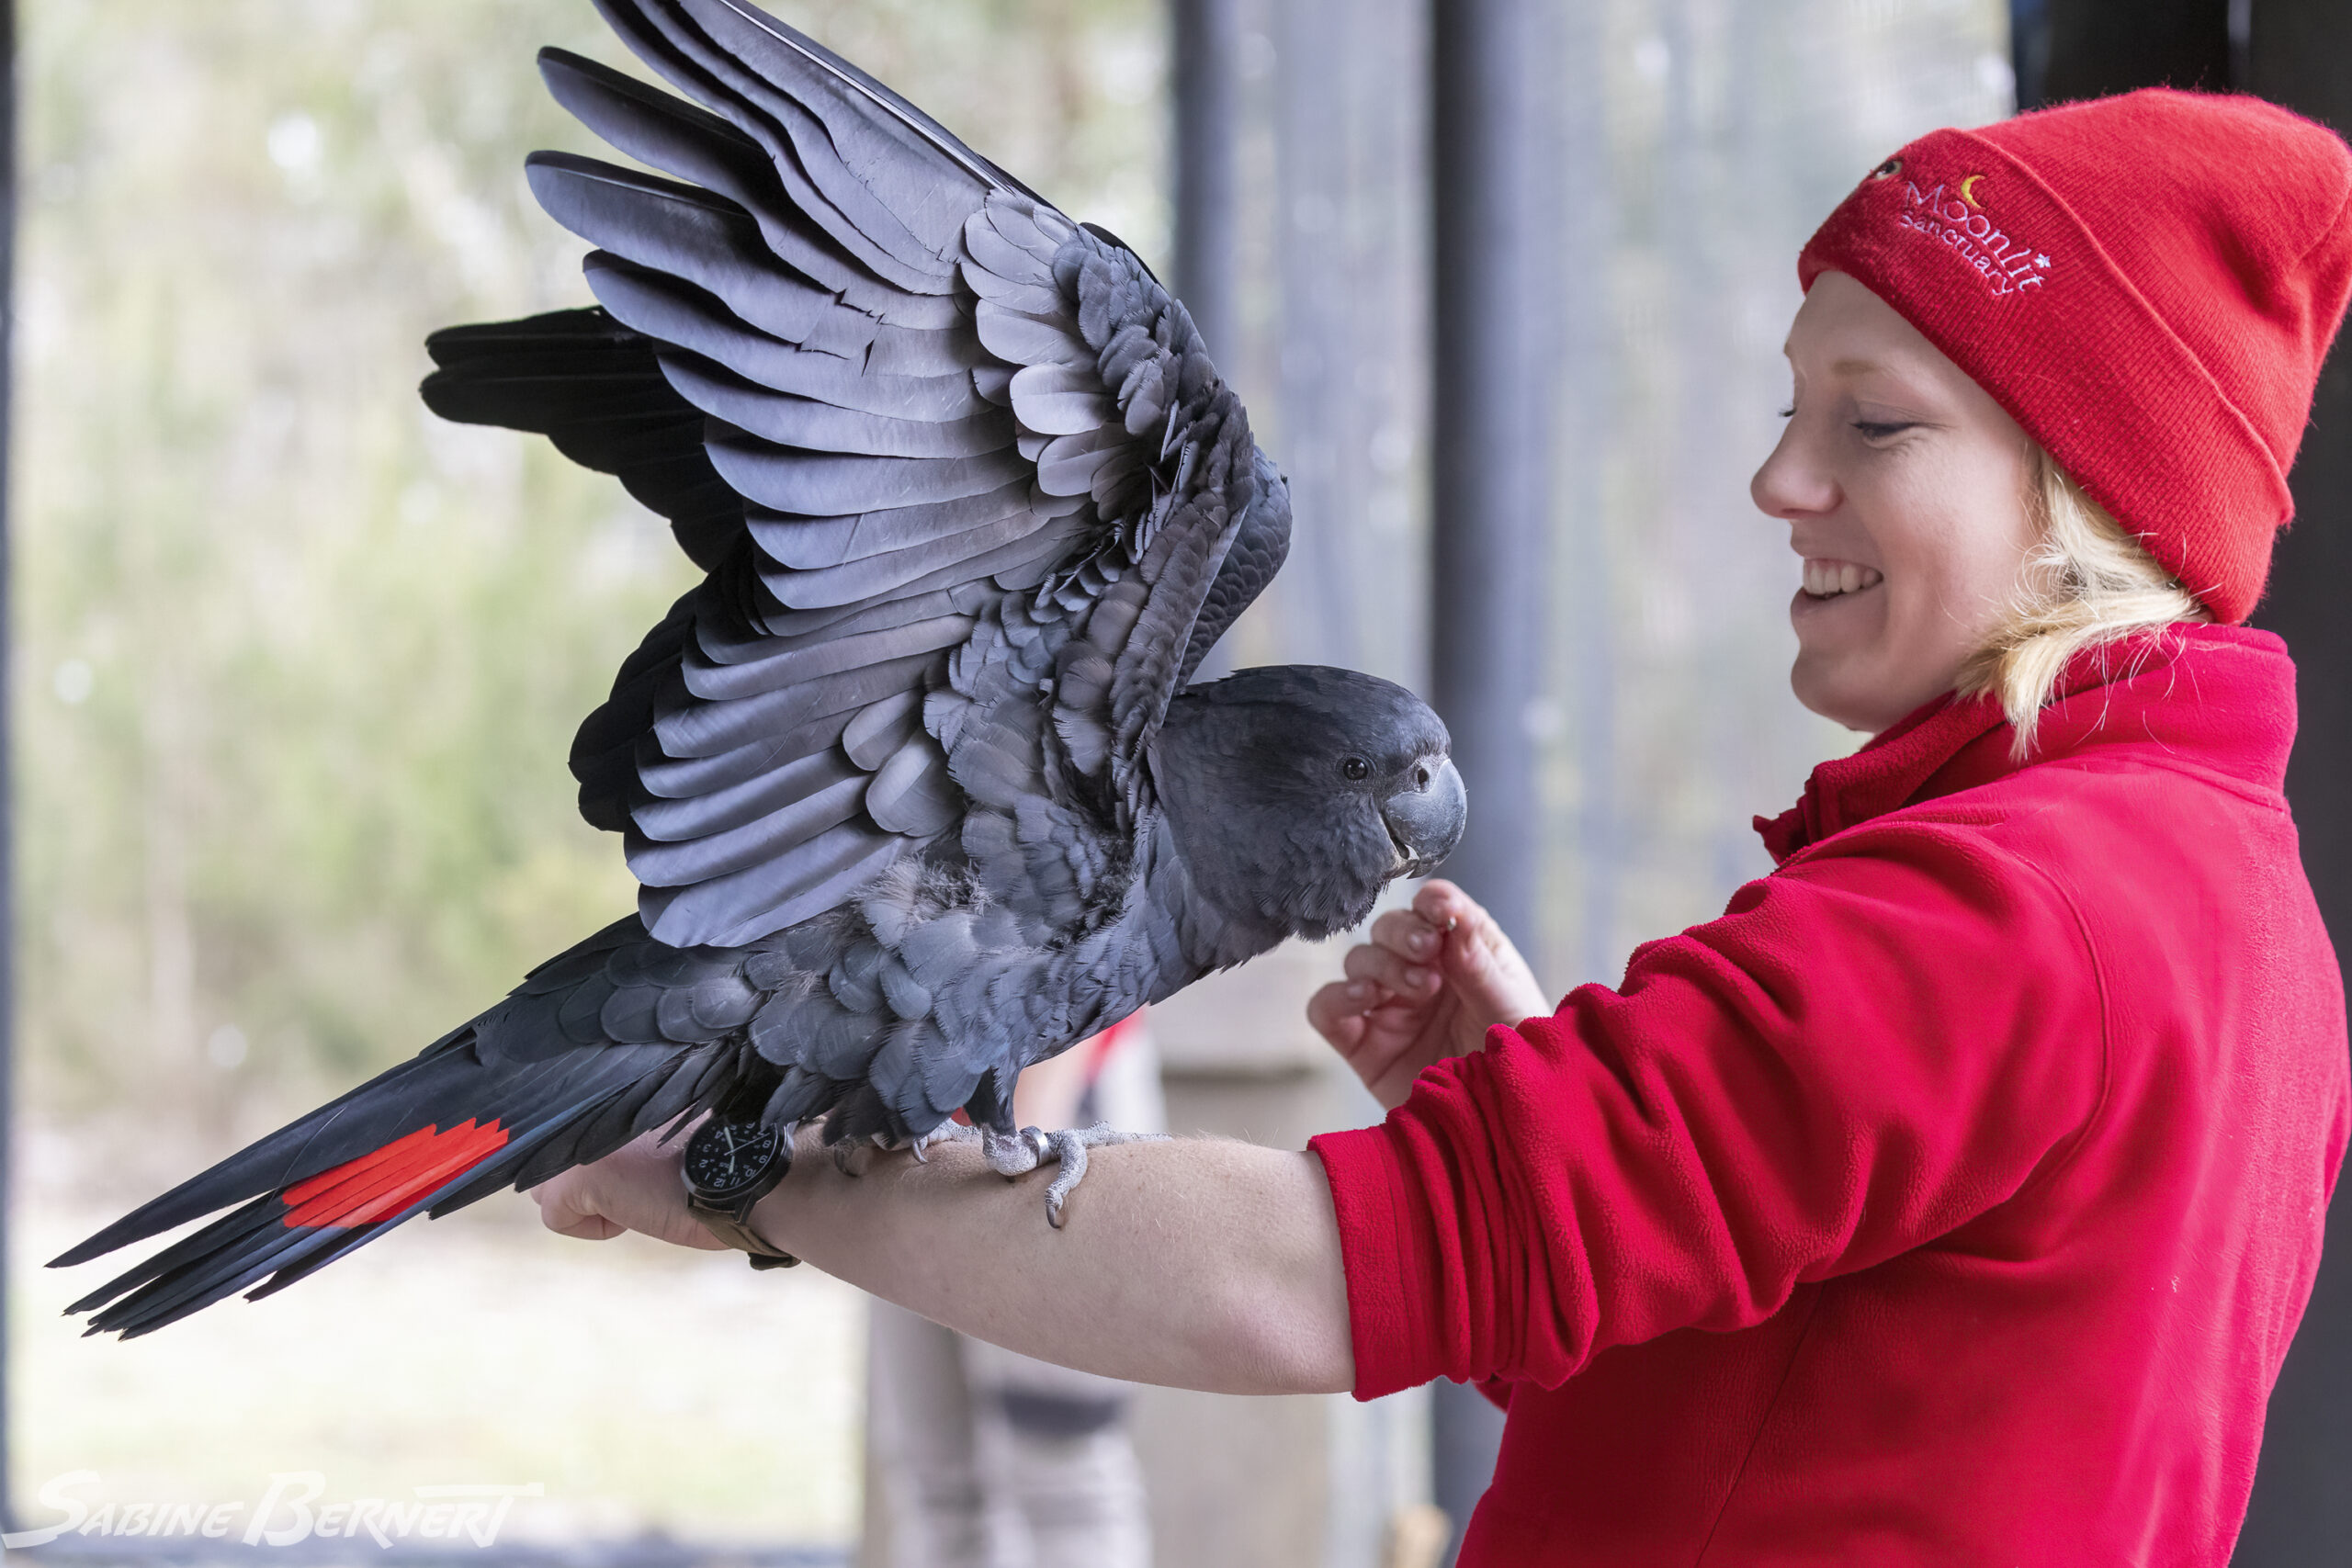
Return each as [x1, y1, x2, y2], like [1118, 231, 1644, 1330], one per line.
[831, 1132, 891, 1179]
[969, 1122, 1169, 1228]
[910, 1122, 980, 1162]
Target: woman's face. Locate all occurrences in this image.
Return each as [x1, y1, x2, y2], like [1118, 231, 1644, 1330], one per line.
[1749, 270, 2041, 735]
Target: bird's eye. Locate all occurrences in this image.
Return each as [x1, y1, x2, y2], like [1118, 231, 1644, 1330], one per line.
[1340, 756, 1370, 782]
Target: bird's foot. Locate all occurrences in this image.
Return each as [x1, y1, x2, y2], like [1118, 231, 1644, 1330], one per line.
[908, 1122, 980, 1163]
[978, 1122, 1168, 1228]
[831, 1132, 894, 1179]
[977, 1122, 1052, 1178]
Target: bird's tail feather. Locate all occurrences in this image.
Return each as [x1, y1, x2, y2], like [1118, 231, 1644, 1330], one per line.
[49, 1019, 729, 1338]
[45, 1025, 483, 1269]
[62, 1111, 577, 1339]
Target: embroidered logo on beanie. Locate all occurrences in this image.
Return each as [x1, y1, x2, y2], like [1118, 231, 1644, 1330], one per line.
[1878, 158, 2055, 299]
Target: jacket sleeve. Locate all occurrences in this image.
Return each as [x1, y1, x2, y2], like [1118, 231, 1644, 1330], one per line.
[1307, 821, 2109, 1400]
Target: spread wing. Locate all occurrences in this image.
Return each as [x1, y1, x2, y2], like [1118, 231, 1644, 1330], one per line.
[423, 0, 1290, 950]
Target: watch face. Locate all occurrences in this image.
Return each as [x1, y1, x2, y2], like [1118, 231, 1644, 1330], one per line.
[684, 1119, 784, 1201]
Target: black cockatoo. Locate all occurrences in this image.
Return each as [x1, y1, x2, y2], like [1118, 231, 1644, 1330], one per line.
[51, 0, 1465, 1337]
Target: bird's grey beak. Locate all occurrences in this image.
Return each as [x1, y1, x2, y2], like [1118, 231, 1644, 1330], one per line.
[1382, 755, 1467, 876]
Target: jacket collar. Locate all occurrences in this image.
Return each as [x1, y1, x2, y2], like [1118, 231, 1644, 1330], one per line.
[1754, 623, 2297, 865]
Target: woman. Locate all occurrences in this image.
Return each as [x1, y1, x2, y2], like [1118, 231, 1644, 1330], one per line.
[536, 87, 2352, 1562]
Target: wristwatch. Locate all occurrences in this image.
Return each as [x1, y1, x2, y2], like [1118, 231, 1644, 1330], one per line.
[680, 1116, 800, 1270]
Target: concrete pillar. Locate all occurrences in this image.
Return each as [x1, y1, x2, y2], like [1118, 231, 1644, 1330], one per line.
[1426, 0, 1561, 1548]
[1170, 0, 1242, 366]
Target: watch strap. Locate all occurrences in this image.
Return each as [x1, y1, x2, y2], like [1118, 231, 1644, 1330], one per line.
[689, 1203, 800, 1269]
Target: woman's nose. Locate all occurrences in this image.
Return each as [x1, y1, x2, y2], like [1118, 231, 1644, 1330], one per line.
[1749, 421, 1838, 521]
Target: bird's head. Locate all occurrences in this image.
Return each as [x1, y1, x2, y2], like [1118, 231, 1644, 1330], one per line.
[1152, 665, 1467, 947]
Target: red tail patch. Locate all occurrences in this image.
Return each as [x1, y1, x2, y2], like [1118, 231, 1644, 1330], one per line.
[280, 1120, 510, 1229]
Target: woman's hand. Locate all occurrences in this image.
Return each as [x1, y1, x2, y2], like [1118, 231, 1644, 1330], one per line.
[530, 1120, 728, 1251]
[1306, 879, 1549, 1111]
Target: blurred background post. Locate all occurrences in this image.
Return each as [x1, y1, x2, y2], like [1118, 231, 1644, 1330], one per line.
[11, 0, 2346, 1563]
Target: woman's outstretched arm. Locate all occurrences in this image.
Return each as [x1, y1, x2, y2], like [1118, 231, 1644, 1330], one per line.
[531, 1122, 1355, 1397]
[532, 876, 1542, 1397]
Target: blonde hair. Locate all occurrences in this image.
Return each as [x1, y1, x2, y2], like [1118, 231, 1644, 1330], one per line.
[1954, 446, 2211, 761]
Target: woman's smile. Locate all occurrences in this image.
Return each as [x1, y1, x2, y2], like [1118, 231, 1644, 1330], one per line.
[1798, 558, 1883, 598]
[1789, 559, 1887, 638]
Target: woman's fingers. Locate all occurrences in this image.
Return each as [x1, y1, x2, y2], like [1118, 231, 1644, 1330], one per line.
[1343, 940, 1437, 998]
[1407, 879, 1550, 1029]
[1306, 980, 1371, 1050]
[531, 1165, 623, 1240]
[1312, 885, 1547, 1105]
[530, 1130, 729, 1251]
[1308, 976, 1413, 1041]
[1370, 908, 1444, 961]
[1411, 878, 1485, 934]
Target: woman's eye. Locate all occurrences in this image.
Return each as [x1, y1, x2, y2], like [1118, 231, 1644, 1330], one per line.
[1776, 404, 1795, 420]
[1340, 756, 1370, 782]
[1852, 420, 1915, 440]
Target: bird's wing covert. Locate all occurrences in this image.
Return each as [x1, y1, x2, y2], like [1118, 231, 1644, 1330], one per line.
[422, 0, 1286, 950]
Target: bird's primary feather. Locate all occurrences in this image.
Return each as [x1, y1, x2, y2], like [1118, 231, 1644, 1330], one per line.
[52, 0, 1465, 1337]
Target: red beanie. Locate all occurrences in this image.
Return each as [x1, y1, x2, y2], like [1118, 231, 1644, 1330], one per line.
[1798, 88, 2352, 625]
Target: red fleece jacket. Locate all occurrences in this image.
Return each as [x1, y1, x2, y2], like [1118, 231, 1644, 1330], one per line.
[1309, 624, 2349, 1564]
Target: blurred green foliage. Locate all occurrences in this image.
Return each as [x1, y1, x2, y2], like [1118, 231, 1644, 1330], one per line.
[17, 0, 1163, 1136]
